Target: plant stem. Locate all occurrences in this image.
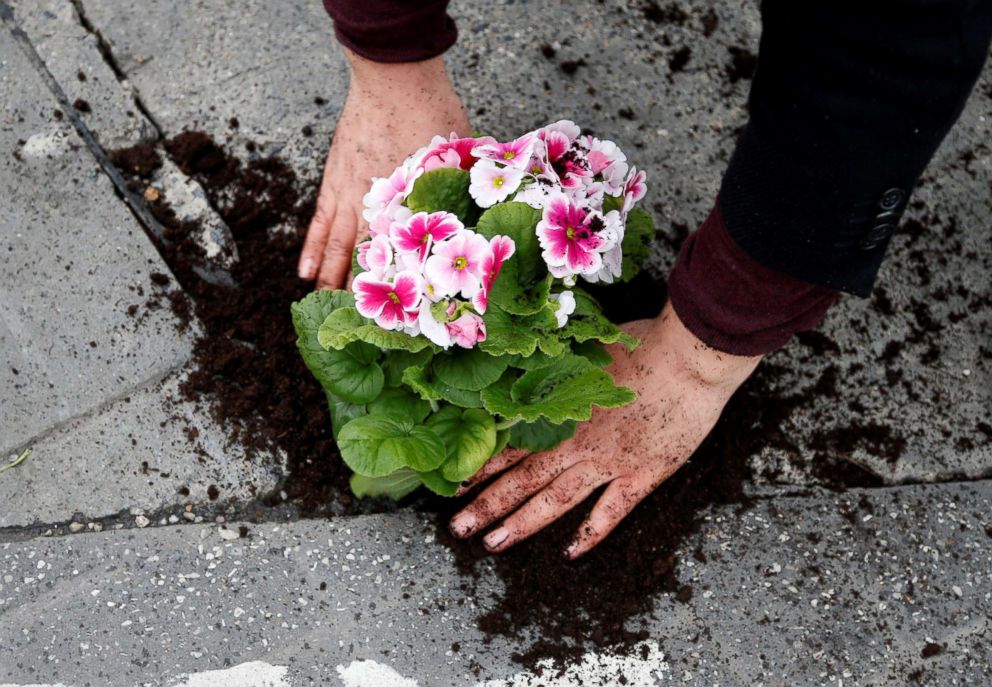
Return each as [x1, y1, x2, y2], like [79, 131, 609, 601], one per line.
[429, 399, 440, 413]
[494, 417, 522, 431]
[0, 448, 31, 476]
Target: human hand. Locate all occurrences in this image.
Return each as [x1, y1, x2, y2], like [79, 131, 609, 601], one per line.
[449, 301, 762, 558]
[298, 49, 471, 289]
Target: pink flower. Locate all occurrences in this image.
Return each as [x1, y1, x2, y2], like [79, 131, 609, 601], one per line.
[622, 166, 647, 213]
[536, 194, 609, 275]
[472, 235, 516, 313]
[424, 230, 490, 299]
[473, 134, 536, 170]
[355, 234, 393, 277]
[353, 271, 422, 331]
[446, 312, 487, 349]
[468, 159, 526, 208]
[390, 211, 463, 264]
[420, 133, 497, 172]
[362, 160, 422, 224]
[540, 131, 589, 190]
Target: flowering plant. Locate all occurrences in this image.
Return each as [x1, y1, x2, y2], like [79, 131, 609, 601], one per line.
[292, 121, 654, 499]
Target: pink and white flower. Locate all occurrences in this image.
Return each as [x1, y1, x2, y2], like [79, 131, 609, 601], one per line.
[468, 159, 526, 207]
[390, 211, 463, 264]
[549, 290, 576, 328]
[352, 271, 422, 331]
[446, 312, 487, 349]
[584, 136, 629, 194]
[472, 235, 515, 314]
[420, 133, 497, 172]
[362, 160, 422, 224]
[622, 166, 647, 214]
[536, 194, 612, 276]
[424, 230, 491, 299]
[356, 234, 393, 277]
[473, 134, 536, 170]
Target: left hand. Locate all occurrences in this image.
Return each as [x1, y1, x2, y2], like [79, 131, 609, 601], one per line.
[449, 301, 762, 558]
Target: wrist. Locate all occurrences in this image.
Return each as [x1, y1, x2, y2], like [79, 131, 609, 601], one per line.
[646, 302, 762, 392]
[346, 49, 452, 97]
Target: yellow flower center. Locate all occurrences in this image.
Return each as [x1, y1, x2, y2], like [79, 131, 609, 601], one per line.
[388, 291, 401, 304]
[421, 233, 430, 244]
[453, 256, 468, 271]
[492, 176, 504, 188]
[502, 151, 516, 160]
[530, 165, 542, 175]
[566, 226, 576, 239]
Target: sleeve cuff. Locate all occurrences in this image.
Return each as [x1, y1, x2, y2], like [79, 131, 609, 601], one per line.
[324, 0, 457, 63]
[667, 201, 840, 356]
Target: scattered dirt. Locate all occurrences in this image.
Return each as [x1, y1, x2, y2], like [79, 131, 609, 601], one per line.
[111, 132, 358, 518]
[72, 98, 91, 114]
[642, 1, 688, 25]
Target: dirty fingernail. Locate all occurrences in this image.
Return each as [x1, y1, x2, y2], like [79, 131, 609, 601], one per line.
[450, 512, 477, 537]
[563, 541, 579, 559]
[484, 527, 509, 550]
[298, 257, 315, 279]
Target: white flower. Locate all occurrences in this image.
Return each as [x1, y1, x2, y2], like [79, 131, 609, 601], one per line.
[549, 291, 576, 328]
[468, 159, 525, 207]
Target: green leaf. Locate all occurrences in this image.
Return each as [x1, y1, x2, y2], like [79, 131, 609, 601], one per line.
[433, 348, 510, 391]
[318, 307, 435, 353]
[382, 349, 434, 387]
[406, 168, 480, 226]
[476, 202, 549, 314]
[510, 350, 561, 371]
[322, 341, 384, 403]
[509, 417, 577, 452]
[480, 305, 565, 358]
[291, 290, 357, 389]
[493, 428, 511, 455]
[481, 355, 635, 423]
[620, 207, 654, 282]
[402, 364, 483, 408]
[417, 469, 460, 496]
[338, 416, 446, 476]
[559, 289, 639, 351]
[350, 469, 421, 500]
[426, 406, 498, 482]
[326, 391, 367, 440]
[571, 340, 613, 368]
[367, 388, 432, 423]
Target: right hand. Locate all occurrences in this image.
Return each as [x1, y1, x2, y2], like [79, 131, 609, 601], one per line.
[298, 49, 471, 290]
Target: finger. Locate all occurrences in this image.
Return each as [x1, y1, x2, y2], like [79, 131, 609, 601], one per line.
[456, 447, 530, 496]
[482, 462, 606, 553]
[316, 209, 358, 290]
[298, 196, 336, 280]
[564, 476, 654, 559]
[449, 450, 571, 538]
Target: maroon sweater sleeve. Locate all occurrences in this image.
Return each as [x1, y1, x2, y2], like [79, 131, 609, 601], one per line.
[667, 202, 840, 357]
[323, 0, 457, 63]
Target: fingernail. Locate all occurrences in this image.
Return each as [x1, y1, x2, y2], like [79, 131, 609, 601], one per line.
[449, 512, 477, 537]
[298, 257, 315, 279]
[564, 541, 579, 559]
[484, 527, 509, 550]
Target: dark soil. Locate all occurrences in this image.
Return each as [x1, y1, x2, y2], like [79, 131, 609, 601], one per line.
[111, 132, 358, 517]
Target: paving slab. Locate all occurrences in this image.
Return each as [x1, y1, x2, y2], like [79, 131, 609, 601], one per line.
[70, 0, 992, 489]
[0, 24, 189, 456]
[0, 366, 282, 529]
[2, 480, 990, 686]
[0, 23, 282, 528]
[6, 0, 155, 148]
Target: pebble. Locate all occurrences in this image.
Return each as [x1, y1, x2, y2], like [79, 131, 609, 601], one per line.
[183, 511, 196, 522]
[168, 515, 179, 524]
[68, 522, 84, 533]
[135, 515, 150, 528]
[218, 527, 239, 541]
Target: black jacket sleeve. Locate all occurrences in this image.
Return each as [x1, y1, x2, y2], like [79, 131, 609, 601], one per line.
[719, 0, 992, 296]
